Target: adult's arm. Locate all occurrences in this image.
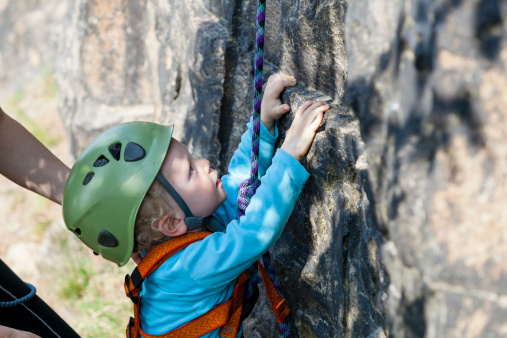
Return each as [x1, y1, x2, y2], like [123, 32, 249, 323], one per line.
[0, 107, 69, 205]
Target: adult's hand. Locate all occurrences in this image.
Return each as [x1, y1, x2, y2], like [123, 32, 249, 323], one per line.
[0, 325, 40, 338]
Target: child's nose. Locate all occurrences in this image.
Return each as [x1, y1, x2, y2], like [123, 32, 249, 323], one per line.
[198, 159, 211, 173]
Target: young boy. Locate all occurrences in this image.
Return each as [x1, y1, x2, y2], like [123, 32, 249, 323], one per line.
[63, 73, 329, 337]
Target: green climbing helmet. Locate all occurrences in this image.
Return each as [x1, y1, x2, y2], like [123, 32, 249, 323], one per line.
[63, 121, 174, 266]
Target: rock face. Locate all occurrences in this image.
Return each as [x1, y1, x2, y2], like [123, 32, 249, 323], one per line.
[345, 0, 507, 336]
[55, 0, 507, 337]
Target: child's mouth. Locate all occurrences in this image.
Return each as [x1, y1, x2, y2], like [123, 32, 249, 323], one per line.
[216, 178, 222, 189]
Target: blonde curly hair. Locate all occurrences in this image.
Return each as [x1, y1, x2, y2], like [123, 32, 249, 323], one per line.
[134, 179, 174, 252]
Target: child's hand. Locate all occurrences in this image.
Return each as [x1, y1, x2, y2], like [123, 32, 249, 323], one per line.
[261, 73, 297, 134]
[281, 101, 329, 161]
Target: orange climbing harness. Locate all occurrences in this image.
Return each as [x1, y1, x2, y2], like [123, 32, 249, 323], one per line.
[124, 232, 290, 338]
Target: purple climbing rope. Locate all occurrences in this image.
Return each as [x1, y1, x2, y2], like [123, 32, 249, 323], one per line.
[237, 0, 290, 336]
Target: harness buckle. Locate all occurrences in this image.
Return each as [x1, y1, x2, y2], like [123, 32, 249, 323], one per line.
[126, 316, 135, 338]
[124, 274, 139, 304]
[274, 298, 290, 324]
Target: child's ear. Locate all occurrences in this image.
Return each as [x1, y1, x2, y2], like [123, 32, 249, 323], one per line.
[157, 214, 187, 237]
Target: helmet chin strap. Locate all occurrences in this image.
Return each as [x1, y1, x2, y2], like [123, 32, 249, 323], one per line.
[156, 173, 210, 232]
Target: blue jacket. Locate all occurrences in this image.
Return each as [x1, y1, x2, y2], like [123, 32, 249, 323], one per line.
[139, 119, 310, 337]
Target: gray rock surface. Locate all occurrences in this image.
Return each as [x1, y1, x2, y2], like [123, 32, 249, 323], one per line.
[53, 0, 507, 337]
[345, 0, 507, 336]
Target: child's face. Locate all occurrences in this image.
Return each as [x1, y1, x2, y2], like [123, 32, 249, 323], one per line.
[159, 138, 227, 218]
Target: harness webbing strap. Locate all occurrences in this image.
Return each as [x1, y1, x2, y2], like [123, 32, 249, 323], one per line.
[258, 262, 290, 323]
[124, 233, 210, 303]
[218, 272, 248, 338]
[142, 232, 208, 276]
[125, 233, 248, 338]
[128, 274, 248, 338]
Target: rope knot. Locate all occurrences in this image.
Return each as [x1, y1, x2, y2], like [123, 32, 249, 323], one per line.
[237, 178, 261, 217]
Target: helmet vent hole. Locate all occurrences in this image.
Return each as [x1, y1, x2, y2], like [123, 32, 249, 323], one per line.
[93, 155, 109, 167]
[124, 142, 146, 162]
[75, 228, 81, 236]
[97, 229, 119, 248]
[109, 142, 122, 161]
[83, 172, 95, 185]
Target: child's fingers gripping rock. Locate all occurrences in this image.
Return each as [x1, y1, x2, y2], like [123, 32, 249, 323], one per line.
[281, 101, 329, 161]
[261, 74, 297, 132]
[264, 74, 297, 102]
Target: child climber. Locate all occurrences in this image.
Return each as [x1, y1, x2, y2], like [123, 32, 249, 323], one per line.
[63, 73, 329, 337]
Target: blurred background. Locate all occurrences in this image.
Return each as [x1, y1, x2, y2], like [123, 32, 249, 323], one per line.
[0, 1, 133, 336]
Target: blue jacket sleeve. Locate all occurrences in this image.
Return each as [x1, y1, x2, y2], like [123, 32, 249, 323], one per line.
[213, 117, 278, 226]
[180, 149, 310, 290]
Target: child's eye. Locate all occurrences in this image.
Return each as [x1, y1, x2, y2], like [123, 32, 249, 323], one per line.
[189, 167, 195, 176]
